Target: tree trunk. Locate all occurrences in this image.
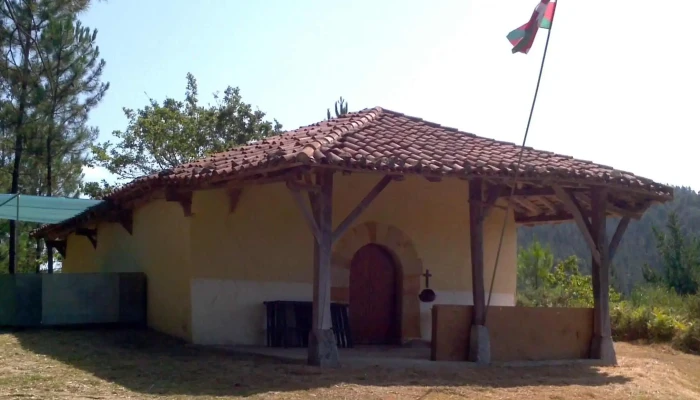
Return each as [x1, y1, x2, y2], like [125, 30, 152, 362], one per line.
[9, 10, 33, 275]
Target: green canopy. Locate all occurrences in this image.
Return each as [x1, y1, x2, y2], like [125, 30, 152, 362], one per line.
[0, 194, 102, 224]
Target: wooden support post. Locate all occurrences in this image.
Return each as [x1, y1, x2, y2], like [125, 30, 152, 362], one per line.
[468, 178, 490, 364]
[307, 169, 339, 367]
[590, 187, 617, 365]
[332, 175, 393, 244]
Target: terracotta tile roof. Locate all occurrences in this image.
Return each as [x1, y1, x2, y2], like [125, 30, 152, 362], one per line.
[33, 106, 672, 237]
[113, 106, 672, 198]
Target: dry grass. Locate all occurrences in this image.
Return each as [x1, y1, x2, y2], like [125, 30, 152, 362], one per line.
[0, 329, 699, 399]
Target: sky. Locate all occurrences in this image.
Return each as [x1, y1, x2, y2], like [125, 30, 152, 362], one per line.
[79, 0, 700, 190]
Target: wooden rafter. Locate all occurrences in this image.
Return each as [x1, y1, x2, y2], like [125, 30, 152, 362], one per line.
[115, 209, 133, 235]
[553, 186, 601, 265]
[165, 189, 193, 217]
[287, 181, 321, 243]
[538, 196, 558, 214]
[512, 197, 540, 216]
[227, 188, 243, 213]
[46, 240, 66, 257]
[332, 175, 394, 244]
[481, 184, 502, 222]
[516, 212, 572, 225]
[76, 228, 97, 249]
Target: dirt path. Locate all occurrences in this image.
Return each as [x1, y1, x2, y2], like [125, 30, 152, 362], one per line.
[0, 329, 698, 399]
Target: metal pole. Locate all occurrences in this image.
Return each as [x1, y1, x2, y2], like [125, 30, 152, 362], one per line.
[485, 2, 558, 321]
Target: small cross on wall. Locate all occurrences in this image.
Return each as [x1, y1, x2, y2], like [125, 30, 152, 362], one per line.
[422, 269, 432, 288]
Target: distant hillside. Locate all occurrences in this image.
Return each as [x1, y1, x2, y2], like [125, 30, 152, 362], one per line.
[517, 186, 700, 294]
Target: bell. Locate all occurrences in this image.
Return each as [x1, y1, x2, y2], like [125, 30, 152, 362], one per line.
[418, 288, 436, 303]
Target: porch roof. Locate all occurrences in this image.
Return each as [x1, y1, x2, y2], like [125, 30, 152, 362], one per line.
[33, 107, 673, 238]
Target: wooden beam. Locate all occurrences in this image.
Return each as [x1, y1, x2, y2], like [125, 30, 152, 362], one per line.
[512, 197, 541, 216]
[117, 209, 133, 235]
[287, 181, 321, 243]
[481, 184, 502, 222]
[332, 175, 393, 244]
[538, 196, 558, 214]
[308, 169, 338, 367]
[286, 179, 321, 193]
[515, 212, 573, 225]
[608, 216, 631, 261]
[553, 186, 601, 265]
[589, 186, 617, 364]
[46, 240, 66, 258]
[228, 188, 243, 213]
[606, 201, 647, 219]
[165, 189, 193, 217]
[469, 178, 486, 326]
[76, 228, 97, 249]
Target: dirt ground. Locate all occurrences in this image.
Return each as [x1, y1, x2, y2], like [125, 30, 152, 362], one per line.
[0, 329, 699, 399]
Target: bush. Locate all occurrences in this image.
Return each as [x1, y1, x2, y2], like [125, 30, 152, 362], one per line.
[610, 286, 700, 354]
[674, 322, 700, 353]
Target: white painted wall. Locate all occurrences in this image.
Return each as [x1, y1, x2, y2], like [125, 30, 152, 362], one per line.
[191, 279, 515, 346]
[191, 279, 312, 346]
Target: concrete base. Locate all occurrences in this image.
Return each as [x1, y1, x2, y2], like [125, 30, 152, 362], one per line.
[307, 329, 339, 367]
[590, 335, 617, 365]
[467, 324, 491, 364]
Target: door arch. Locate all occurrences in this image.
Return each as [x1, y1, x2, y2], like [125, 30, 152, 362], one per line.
[331, 221, 423, 343]
[349, 244, 399, 345]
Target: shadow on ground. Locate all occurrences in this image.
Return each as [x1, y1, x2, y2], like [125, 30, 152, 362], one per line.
[14, 328, 631, 397]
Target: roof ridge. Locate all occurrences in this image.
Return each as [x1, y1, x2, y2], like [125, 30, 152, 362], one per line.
[296, 107, 384, 163]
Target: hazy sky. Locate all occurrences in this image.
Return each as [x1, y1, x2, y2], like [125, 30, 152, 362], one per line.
[80, 0, 700, 190]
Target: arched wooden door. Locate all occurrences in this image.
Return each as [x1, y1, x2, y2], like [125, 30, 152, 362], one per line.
[349, 244, 398, 345]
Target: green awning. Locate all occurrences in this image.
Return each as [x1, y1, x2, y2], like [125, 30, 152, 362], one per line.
[0, 194, 103, 224]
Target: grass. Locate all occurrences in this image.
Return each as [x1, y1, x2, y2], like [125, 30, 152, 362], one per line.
[0, 329, 699, 399]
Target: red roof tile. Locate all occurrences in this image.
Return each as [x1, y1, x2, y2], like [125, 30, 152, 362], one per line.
[111, 106, 672, 199]
[33, 107, 673, 237]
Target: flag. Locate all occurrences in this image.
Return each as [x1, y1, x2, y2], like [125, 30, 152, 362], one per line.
[506, 0, 556, 54]
[539, 1, 556, 29]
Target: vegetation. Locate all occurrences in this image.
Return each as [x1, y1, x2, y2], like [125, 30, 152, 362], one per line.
[518, 208, 700, 354]
[326, 96, 348, 120]
[90, 73, 282, 184]
[519, 186, 700, 294]
[0, 0, 107, 273]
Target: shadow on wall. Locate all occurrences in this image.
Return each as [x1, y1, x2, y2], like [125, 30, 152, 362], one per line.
[13, 328, 632, 397]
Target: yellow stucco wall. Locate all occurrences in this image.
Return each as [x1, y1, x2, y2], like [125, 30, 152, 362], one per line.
[189, 174, 516, 292]
[60, 198, 193, 341]
[61, 172, 517, 344]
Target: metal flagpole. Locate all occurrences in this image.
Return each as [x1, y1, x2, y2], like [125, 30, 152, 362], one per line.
[485, 2, 557, 321]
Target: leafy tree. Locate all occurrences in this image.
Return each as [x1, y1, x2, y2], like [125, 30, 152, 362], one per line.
[326, 96, 348, 120]
[516, 242, 621, 308]
[643, 212, 700, 295]
[517, 239, 553, 290]
[91, 73, 282, 181]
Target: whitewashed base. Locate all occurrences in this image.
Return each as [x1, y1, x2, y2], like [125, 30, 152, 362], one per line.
[190, 279, 515, 345]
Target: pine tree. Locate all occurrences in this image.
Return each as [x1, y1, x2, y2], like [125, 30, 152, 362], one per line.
[0, 0, 104, 273]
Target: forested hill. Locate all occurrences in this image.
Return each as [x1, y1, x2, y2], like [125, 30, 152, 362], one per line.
[517, 186, 700, 294]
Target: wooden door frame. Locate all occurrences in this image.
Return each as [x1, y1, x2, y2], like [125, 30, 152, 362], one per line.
[349, 243, 402, 345]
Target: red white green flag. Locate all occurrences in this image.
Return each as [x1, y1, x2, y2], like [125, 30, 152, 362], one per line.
[507, 0, 556, 54]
